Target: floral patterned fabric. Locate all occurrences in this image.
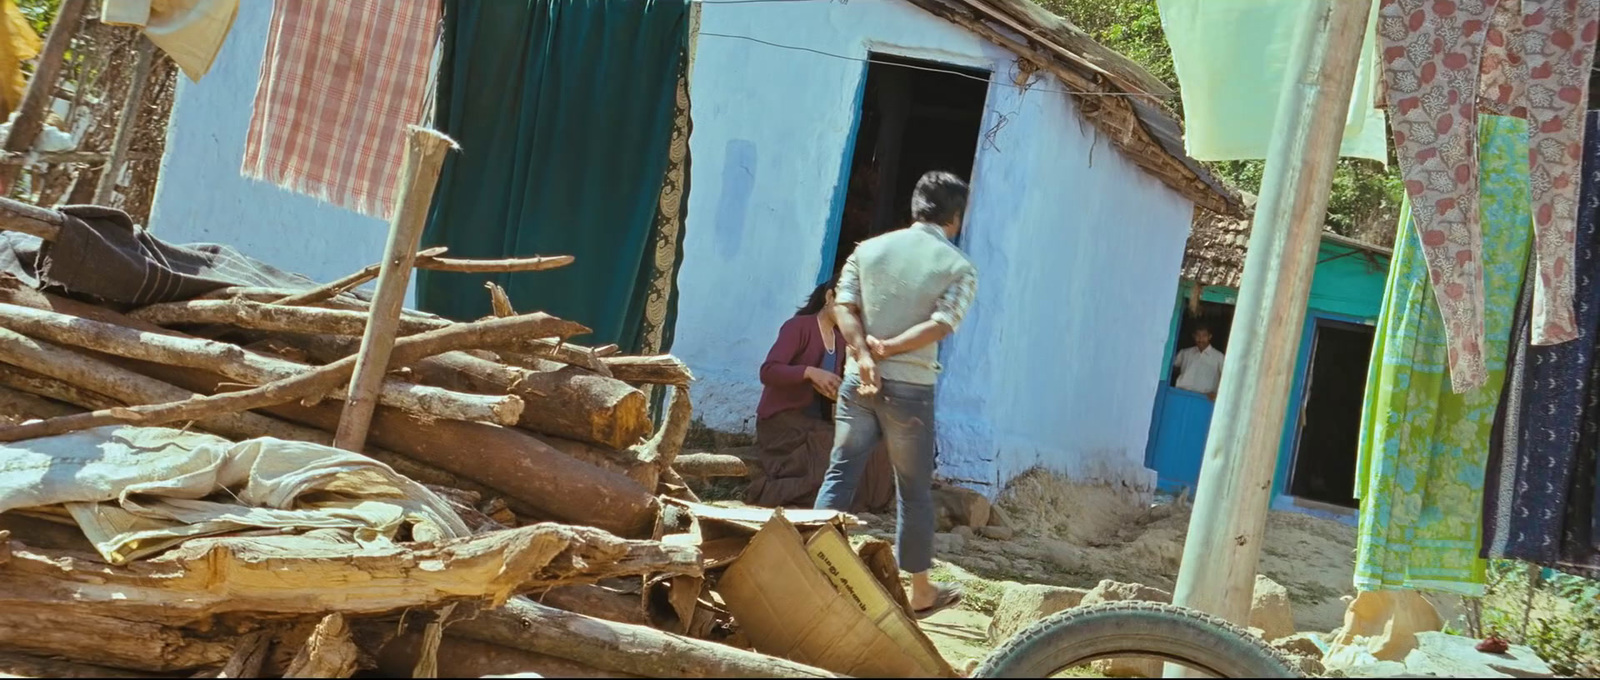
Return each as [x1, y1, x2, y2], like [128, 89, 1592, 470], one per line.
[1377, 0, 1600, 394]
[1355, 115, 1533, 596]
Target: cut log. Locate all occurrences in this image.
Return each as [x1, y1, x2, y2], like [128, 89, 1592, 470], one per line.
[410, 351, 651, 449]
[535, 584, 651, 626]
[0, 599, 236, 671]
[604, 355, 695, 387]
[672, 453, 749, 479]
[375, 633, 642, 679]
[418, 253, 575, 273]
[130, 299, 596, 365]
[0, 329, 337, 444]
[0, 363, 122, 411]
[0, 312, 585, 441]
[0, 302, 525, 425]
[272, 247, 446, 308]
[538, 434, 660, 493]
[637, 385, 693, 470]
[283, 614, 358, 679]
[450, 598, 837, 678]
[0, 524, 701, 630]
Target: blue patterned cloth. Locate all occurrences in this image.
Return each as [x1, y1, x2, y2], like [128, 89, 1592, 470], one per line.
[1485, 112, 1600, 579]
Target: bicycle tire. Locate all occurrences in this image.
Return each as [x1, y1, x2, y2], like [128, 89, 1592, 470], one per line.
[974, 601, 1299, 678]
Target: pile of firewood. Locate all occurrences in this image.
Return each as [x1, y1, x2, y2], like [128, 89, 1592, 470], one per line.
[0, 215, 827, 677]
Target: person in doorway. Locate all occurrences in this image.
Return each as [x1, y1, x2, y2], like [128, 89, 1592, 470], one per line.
[1172, 324, 1225, 400]
[814, 170, 977, 620]
[746, 279, 895, 512]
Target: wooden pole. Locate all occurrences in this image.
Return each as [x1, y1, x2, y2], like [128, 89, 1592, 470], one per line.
[0, 0, 89, 194]
[93, 37, 156, 206]
[1165, 0, 1370, 673]
[333, 127, 456, 451]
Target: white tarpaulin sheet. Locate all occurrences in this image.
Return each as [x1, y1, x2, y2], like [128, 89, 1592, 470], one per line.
[0, 426, 468, 563]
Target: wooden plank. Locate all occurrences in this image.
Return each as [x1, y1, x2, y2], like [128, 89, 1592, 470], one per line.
[93, 38, 156, 205]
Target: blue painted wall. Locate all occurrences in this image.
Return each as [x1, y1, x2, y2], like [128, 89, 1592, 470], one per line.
[1146, 236, 1390, 506]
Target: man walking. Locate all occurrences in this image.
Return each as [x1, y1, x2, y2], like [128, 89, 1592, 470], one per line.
[814, 171, 976, 619]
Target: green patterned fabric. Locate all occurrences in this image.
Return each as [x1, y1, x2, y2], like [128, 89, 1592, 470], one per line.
[1353, 115, 1533, 596]
[418, 0, 689, 352]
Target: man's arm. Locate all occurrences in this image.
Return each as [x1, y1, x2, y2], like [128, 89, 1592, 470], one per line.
[833, 255, 881, 394]
[873, 269, 976, 358]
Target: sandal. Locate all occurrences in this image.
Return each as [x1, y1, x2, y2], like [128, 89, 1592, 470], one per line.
[913, 583, 964, 620]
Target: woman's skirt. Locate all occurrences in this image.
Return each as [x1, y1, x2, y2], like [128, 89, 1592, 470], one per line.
[745, 409, 894, 513]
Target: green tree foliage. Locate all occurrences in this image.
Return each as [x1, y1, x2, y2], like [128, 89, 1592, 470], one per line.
[16, 0, 58, 38]
[1039, 0, 1403, 244]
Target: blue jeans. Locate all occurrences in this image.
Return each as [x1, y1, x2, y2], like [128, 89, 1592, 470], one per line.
[814, 374, 937, 572]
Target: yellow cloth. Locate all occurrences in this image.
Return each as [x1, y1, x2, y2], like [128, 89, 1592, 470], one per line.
[1157, 0, 1388, 163]
[0, 0, 41, 120]
[101, 0, 239, 82]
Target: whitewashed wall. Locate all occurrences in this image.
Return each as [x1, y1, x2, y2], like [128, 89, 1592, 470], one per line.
[147, 0, 408, 303]
[676, 0, 1194, 493]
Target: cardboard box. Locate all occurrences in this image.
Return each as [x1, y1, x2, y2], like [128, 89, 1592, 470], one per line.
[718, 510, 955, 678]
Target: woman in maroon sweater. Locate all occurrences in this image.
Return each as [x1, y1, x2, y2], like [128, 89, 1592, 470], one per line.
[745, 280, 893, 511]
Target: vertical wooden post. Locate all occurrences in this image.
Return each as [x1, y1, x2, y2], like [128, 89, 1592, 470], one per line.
[0, 0, 89, 195]
[332, 126, 456, 451]
[94, 37, 156, 206]
[1166, 0, 1371, 673]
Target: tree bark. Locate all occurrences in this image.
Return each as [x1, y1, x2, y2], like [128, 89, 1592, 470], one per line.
[0, 302, 524, 425]
[451, 598, 837, 679]
[410, 351, 651, 449]
[336, 128, 458, 452]
[0, 382, 85, 421]
[0, 313, 584, 442]
[375, 632, 642, 679]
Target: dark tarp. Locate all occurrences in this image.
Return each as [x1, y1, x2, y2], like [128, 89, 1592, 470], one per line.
[0, 205, 319, 307]
[418, 0, 690, 353]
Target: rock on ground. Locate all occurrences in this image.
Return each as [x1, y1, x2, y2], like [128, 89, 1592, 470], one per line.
[1399, 632, 1555, 678]
[986, 584, 1090, 644]
[976, 525, 1014, 541]
[933, 483, 991, 531]
[1249, 574, 1296, 641]
[1077, 581, 1172, 677]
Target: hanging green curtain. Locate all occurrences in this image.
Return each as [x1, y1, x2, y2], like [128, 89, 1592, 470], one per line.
[419, 0, 690, 352]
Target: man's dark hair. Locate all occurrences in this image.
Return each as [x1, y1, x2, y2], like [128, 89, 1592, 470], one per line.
[1193, 323, 1213, 335]
[910, 171, 969, 226]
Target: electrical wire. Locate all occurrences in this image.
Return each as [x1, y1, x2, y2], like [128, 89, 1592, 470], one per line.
[696, 31, 1174, 99]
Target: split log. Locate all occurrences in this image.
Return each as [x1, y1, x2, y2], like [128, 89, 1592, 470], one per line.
[212, 631, 273, 679]
[283, 614, 358, 679]
[538, 434, 660, 493]
[672, 453, 749, 479]
[535, 584, 651, 626]
[0, 599, 236, 671]
[0, 364, 122, 411]
[0, 302, 525, 425]
[637, 384, 693, 470]
[0, 312, 585, 442]
[659, 469, 702, 503]
[604, 355, 695, 387]
[0, 524, 700, 630]
[410, 351, 651, 449]
[450, 598, 837, 678]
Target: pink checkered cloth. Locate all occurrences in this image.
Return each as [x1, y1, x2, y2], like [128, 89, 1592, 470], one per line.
[241, 0, 440, 220]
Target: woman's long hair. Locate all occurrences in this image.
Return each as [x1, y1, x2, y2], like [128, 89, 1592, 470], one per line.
[796, 277, 839, 317]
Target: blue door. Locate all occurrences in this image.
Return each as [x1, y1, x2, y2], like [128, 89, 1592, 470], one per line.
[1146, 384, 1216, 492]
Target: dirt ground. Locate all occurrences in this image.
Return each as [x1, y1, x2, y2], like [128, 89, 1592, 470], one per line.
[838, 471, 1362, 667]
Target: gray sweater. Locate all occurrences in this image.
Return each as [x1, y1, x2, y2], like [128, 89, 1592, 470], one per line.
[836, 223, 978, 385]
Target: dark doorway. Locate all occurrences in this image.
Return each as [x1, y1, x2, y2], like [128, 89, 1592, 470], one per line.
[831, 54, 989, 276]
[1288, 319, 1375, 508]
[1170, 300, 1235, 387]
